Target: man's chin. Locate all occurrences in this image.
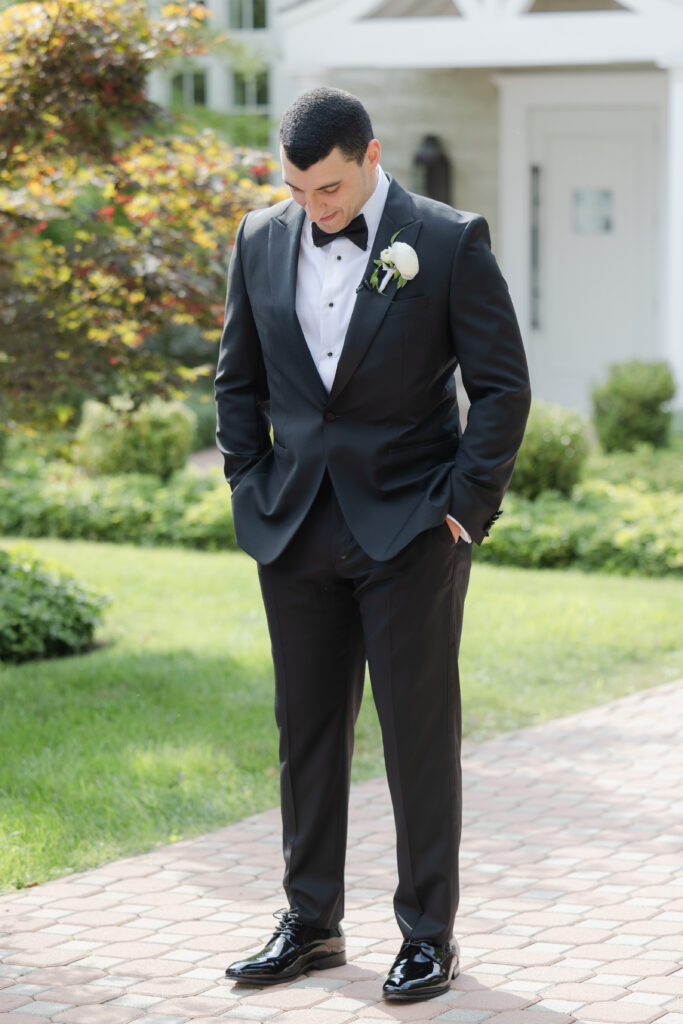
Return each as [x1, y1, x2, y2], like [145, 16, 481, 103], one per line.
[316, 216, 340, 232]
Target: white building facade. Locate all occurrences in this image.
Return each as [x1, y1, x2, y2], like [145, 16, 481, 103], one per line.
[153, 0, 683, 412]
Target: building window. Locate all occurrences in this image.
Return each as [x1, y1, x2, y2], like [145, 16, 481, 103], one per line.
[232, 69, 269, 109]
[229, 0, 267, 29]
[192, 72, 206, 105]
[171, 71, 207, 107]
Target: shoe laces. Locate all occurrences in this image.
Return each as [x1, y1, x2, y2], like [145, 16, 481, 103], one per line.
[272, 908, 301, 939]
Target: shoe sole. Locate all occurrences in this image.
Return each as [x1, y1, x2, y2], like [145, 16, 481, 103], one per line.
[382, 963, 460, 1001]
[226, 949, 347, 986]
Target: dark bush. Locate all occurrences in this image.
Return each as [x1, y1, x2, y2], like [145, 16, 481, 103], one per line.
[510, 400, 590, 499]
[0, 547, 107, 663]
[592, 360, 676, 452]
[74, 398, 197, 480]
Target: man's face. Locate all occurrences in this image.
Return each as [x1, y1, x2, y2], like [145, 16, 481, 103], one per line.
[281, 140, 381, 233]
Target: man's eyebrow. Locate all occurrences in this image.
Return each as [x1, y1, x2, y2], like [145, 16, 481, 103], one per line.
[284, 179, 342, 191]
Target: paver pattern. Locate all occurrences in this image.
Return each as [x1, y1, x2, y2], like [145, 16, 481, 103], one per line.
[2, 680, 682, 1024]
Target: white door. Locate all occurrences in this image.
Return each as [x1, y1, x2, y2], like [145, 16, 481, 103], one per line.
[528, 107, 661, 411]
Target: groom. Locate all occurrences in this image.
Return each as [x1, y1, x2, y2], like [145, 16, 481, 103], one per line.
[216, 87, 530, 1001]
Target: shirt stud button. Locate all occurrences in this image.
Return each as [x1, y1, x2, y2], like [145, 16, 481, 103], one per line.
[328, 302, 334, 307]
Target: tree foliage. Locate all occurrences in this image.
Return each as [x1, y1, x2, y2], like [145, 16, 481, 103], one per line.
[0, 0, 281, 427]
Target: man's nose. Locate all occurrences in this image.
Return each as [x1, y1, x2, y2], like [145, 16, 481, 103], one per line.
[305, 196, 324, 222]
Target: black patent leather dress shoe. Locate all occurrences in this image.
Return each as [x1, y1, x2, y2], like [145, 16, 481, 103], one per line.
[225, 909, 346, 986]
[383, 937, 460, 1000]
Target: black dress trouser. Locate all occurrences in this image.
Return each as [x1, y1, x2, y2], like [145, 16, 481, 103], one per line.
[257, 472, 472, 944]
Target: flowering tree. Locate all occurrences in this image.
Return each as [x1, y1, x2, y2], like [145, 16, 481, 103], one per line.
[0, 0, 281, 427]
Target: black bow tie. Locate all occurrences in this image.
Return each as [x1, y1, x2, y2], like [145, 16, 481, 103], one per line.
[312, 213, 368, 251]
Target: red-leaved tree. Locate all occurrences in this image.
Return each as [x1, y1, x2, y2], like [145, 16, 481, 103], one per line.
[0, 0, 281, 427]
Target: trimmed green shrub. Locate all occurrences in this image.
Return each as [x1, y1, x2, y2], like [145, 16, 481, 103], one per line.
[74, 398, 197, 480]
[592, 360, 676, 452]
[510, 400, 590, 499]
[0, 547, 107, 663]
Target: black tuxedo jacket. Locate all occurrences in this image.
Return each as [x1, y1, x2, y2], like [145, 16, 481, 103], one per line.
[215, 175, 530, 565]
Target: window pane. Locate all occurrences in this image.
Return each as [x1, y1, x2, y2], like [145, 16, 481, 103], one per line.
[255, 70, 269, 106]
[193, 72, 206, 105]
[171, 73, 184, 106]
[233, 71, 247, 107]
[253, 0, 267, 28]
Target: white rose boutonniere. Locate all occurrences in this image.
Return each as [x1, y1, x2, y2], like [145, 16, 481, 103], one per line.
[370, 227, 419, 294]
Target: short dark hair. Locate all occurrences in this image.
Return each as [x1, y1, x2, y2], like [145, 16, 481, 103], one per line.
[279, 87, 374, 170]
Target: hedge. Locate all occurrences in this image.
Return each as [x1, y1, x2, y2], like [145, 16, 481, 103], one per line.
[586, 438, 683, 494]
[0, 459, 235, 551]
[1, 457, 681, 576]
[477, 482, 682, 577]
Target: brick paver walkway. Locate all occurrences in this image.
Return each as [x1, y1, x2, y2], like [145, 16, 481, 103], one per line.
[2, 680, 682, 1024]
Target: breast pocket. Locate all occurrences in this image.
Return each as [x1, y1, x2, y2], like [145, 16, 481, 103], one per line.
[385, 294, 430, 317]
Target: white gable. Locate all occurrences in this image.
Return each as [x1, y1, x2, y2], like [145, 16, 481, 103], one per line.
[278, 0, 683, 67]
[367, 0, 630, 14]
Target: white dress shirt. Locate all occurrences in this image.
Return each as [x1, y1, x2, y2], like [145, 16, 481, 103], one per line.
[295, 166, 390, 393]
[294, 167, 471, 543]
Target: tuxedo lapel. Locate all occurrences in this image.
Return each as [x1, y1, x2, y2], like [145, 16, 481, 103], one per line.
[328, 179, 423, 405]
[268, 201, 329, 403]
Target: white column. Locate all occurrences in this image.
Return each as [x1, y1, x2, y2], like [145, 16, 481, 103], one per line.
[665, 66, 683, 409]
[146, 69, 170, 107]
[206, 60, 232, 113]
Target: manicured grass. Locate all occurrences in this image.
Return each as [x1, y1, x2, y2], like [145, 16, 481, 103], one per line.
[1, 538, 681, 892]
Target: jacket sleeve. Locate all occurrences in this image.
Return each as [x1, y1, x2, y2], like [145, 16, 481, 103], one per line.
[448, 216, 531, 543]
[214, 214, 272, 492]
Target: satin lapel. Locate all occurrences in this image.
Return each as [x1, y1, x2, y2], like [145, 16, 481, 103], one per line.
[328, 179, 423, 405]
[268, 201, 329, 403]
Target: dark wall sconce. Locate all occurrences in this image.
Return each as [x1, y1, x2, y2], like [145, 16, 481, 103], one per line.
[413, 134, 452, 206]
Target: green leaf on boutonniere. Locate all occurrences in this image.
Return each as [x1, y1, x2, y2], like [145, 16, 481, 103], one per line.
[369, 258, 384, 292]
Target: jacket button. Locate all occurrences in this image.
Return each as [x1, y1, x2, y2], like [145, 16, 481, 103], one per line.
[324, 410, 337, 422]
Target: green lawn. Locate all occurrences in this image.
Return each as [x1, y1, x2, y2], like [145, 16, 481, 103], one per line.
[1, 538, 681, 892]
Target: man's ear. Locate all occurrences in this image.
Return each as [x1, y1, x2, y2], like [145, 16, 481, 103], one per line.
[366, 139, 381, 170]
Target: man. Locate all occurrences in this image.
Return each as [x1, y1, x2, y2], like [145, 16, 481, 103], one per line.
[215, 87, 530, 1001]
